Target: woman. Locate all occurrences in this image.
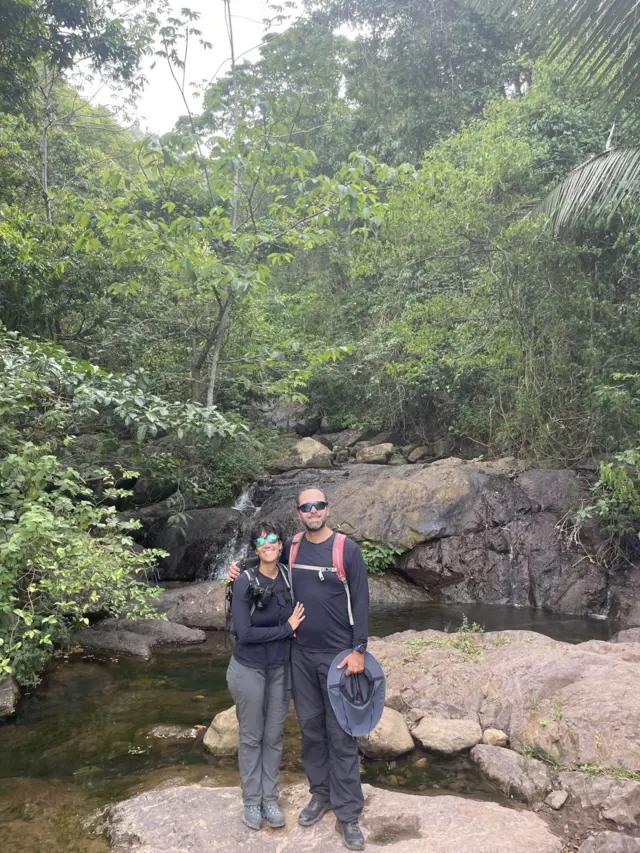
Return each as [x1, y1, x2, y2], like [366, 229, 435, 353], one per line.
[227, 520, 305, 831]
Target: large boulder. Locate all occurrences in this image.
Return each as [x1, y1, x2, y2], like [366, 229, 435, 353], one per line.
[515, 469, 584, 514]
[73, 628, 154, 659]
[155, 581, 227, 630]
[367, 574, 429, 610]
[0, 676, 19, 717]
[252, 459, 628, 618]
[369, 629, 640, 772]
[96, 618, 206, 646]
[108, 783, 563, 853]
[202, 706, 239, 757]
[257, 459, 530, 550]
[470, 745, 553, 804]
[274, 438, 334, 472]
[133, 506, 243, 582]
[356, 707, 415, 758]
[578, 833, 640, 853]
[412, 717, 482, 755]
[560, 771, 640, 827]
[355, 443, 394, 464]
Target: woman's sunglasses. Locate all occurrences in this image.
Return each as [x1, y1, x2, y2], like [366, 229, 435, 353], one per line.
[298, 500, 328, 513]
[254, 533, 280, 548]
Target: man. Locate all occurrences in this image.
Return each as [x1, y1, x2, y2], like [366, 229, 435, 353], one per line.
[229, 487, 369, 851]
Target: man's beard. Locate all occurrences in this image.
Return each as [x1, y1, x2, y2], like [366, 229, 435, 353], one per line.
[303, 516, 325, 531]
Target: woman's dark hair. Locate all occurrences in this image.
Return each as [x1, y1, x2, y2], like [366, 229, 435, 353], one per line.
[249, 520, 283, 549]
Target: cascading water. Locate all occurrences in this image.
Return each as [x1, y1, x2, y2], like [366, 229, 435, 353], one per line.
[207, 484, 261, 579]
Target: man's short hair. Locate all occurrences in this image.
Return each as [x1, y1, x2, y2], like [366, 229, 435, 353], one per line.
[296, 487, 328, 505]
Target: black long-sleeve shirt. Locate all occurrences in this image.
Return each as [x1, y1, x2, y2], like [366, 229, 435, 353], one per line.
[231, 567, 293, 669]
[282, 532, 369, 653]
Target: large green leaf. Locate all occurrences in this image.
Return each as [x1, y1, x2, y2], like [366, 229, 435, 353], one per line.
[534, 146, 640, 232]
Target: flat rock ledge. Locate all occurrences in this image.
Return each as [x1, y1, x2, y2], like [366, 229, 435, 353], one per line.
[107, 783, 562, 853]
[73, 619, 206, 659]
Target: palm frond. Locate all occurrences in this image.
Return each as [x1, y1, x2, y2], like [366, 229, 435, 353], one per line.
[533, 146, 640, 232]
[467, 0, 640, 106]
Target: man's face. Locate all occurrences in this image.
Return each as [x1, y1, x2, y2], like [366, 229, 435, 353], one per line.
[297, 488, 330, 531]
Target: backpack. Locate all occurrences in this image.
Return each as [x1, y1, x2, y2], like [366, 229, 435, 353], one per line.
[224, 557, 291, 638]
[288, 531, 354, 626]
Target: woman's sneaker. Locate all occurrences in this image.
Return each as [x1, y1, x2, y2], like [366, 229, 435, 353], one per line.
[242, 805, 263, 830]
[262, 803, 286, 828]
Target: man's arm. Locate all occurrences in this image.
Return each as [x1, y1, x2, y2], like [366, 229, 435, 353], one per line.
[338, 539, 369, 676]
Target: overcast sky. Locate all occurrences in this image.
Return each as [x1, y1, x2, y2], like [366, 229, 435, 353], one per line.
[135, 0, 302, 134]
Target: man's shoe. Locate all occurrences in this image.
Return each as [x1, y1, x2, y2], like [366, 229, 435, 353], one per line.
[262, 803, 286, 828]
[242, 805, 263, 830]
[298, 796, 332, 826]
[335, 819, 365, 851]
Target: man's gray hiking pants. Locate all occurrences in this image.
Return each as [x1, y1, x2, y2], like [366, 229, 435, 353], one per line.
[291, 644, 364, 823]
[226, 656, 289, 806]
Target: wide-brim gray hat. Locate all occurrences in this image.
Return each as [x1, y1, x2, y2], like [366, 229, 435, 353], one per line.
[327, 649, 386, 737]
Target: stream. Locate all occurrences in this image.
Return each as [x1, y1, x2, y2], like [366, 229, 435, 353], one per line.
[0, 603, 614, 853]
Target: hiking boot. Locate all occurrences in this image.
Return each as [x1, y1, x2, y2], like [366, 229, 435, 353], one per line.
[262, 803, 286, 828]
[242, 805, 263, 830]
[335, 819, 365, 850]
[298, 796, 332, 826]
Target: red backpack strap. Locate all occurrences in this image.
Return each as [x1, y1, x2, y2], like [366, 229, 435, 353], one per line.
[332, 532, 347, 582]
[289, 532, 304, 572]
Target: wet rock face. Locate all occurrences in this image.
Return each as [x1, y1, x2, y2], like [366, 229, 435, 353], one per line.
[0, 676, 19, 718]
[132, 506, 243, 582]
[370, 630, 640, 772]
[108, 783, 563, 853]
[255, 459, 611, 617]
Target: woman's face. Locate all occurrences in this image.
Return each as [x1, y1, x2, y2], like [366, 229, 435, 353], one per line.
[254, 531, 281, 562]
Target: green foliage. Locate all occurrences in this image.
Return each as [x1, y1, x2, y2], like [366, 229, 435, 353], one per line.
[456, 614, 484, 634]
[359, 540, 405, 574]
[184, 427, 291, 509]
[0, 0, 156, 110]
[0, 329, 242, 685]
[575, 450, 640, 541]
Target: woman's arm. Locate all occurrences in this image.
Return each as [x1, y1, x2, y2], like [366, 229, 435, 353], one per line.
[232, 576, 294, 644]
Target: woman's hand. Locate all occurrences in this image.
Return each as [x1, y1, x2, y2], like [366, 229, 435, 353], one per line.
[288, 602, 305, 631]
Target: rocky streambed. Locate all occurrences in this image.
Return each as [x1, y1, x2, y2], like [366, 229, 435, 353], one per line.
[2, 618, 640, 853]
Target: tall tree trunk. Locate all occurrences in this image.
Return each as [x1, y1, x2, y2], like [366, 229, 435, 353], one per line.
[40, 121, 51, 225]
[206, 295, 233, 407]
[191, 334, 202, 402]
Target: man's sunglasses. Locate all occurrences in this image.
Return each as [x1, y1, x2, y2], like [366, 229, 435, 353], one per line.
[298, 500, 328, 513]
[254, 533, 280, 547]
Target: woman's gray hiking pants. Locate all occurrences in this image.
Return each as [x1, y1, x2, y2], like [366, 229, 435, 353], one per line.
[226, 655, 289, 807]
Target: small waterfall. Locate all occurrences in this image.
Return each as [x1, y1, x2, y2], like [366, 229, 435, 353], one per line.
[232, 483, 259, 512]
[207, 483, 261, 579]
[209, 533, 247, 580]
